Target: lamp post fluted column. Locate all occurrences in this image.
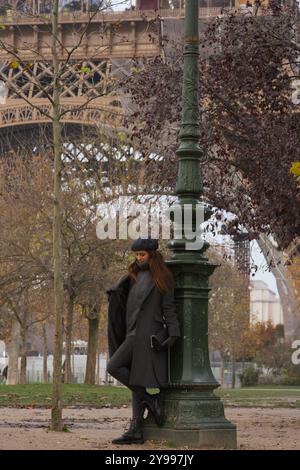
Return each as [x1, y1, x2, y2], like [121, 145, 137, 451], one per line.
[143, 1, 237, 448]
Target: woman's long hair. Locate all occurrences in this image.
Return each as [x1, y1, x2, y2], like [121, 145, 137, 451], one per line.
[128, 250, 175, 294]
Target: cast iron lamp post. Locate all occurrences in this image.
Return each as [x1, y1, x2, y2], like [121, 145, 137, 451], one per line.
[143, 1, 237, 448]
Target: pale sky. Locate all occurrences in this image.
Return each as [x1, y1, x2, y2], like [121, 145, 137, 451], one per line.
[250, 239, 279, 297]
[203, 228, 279, 298]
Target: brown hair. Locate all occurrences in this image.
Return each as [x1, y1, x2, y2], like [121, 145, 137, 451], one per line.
[128, 250, 175, 294]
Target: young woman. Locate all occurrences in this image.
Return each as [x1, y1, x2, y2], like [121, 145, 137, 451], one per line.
[106, 238, 180, 445]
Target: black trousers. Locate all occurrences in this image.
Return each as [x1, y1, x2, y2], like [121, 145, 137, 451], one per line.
[107, 335, 149, 420]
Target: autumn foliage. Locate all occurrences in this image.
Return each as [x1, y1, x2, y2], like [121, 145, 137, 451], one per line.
[124, 7, 300, 249]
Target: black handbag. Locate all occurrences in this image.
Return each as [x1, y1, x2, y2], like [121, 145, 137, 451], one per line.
[150, 323, 169, 351]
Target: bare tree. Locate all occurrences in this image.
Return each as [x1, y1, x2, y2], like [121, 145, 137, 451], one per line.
[209, 249, 251, 388]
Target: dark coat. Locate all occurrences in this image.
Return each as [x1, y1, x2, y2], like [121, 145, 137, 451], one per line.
[107, 273, 180, 388]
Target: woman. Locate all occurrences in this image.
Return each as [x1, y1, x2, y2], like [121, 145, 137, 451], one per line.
[106, 238, 180, 445]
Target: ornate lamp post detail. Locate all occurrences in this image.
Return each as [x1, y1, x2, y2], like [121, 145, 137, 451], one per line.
[144, 0, 237, 448]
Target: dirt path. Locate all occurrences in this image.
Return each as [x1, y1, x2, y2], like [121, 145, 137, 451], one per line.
[0, 407, 299, 450]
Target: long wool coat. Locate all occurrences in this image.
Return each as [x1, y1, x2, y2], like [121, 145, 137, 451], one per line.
[107, 273, 180, 388]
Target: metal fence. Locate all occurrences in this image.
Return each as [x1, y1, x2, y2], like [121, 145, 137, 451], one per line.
[211, 362, 255, 388]
[0, 354, 118, 385]
[1, 355, 253, 388]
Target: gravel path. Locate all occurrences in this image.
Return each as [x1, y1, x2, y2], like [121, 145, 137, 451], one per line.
[0, 407, 299, 450]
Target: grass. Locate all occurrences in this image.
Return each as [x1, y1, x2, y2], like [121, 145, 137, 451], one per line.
[0, 384, 299, 408]
[215, 385, 300, 408]
[0, 383, 131, 408]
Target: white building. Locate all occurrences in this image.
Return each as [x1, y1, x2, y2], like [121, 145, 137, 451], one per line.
[250, 280, 283, 325]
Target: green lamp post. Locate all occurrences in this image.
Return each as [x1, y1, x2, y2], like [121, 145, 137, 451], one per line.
[143, 0, 237, 448]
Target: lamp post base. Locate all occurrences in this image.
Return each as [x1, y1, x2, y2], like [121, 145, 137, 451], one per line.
[143, 426, 237, 449]
[143, 388, 237, 449]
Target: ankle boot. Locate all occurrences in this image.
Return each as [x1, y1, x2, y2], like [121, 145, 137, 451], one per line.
[112, 418, 144, 445]
[142, 393, 165, 426]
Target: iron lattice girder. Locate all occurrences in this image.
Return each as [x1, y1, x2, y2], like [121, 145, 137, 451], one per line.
[0, 59, 115, 99]
[0, 12, 160, 131]
[0, 57, 136, 130]
[0, 96, 123, 129]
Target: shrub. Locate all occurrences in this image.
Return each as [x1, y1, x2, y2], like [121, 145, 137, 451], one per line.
[279, 376, 300, 386]
[278, 363, 300, 386]
[258, 373, 281, 385]
[239, 365, 259, 387]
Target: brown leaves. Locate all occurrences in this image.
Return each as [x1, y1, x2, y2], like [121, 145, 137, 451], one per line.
[126, 10, 300, 250]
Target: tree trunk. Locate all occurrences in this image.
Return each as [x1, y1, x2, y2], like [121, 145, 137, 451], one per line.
[6, 319, 21, 385]
[64, 295, 74, 383]
[231, 352, 236, 389]
[84, 307, 100, 385]
[42, 323, 48, 383]
[51, 0, 64, 432]
[220, 354, 225, 387]
[257, 235, 300, 340]
[19, 326, 27, 385]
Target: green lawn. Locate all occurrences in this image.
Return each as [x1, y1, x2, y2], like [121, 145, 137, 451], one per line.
[0, 384, 299, 408]
[0, 384, 131, 407]
[216, 385, 300, 408]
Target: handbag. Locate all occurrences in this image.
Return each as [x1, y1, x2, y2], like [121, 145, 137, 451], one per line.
[150, 322, 169, 351]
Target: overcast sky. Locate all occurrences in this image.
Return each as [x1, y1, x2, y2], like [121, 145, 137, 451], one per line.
[250, 240, 279, 297]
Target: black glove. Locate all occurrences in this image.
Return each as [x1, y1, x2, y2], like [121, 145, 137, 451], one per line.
[161, 336, 178, 349]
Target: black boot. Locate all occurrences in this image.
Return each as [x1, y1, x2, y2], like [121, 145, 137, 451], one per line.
[142, 393, 165, 427]
[112, 418, 144, 445]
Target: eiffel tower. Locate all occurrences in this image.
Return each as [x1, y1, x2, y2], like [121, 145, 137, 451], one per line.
[0, 1, 164, 152]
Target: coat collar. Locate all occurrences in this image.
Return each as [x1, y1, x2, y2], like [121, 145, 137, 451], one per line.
[139, 279, 155, 305]
[106, 274, 131, 298]
[110, 273, 156, 304]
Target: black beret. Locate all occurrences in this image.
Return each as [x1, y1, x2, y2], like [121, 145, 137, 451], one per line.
[131, 237, 159, 252]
